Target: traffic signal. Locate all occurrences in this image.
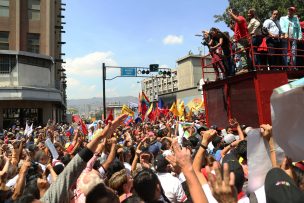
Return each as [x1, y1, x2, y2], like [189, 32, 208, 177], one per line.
[158, 70, 172, 76]
[149, 64, 159, 72]
[137, 69, 150, 74]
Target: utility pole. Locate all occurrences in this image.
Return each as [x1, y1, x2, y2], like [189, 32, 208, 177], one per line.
[102, 63, 106, 120]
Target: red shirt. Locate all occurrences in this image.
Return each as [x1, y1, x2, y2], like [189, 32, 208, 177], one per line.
[234, 16, 249, 41]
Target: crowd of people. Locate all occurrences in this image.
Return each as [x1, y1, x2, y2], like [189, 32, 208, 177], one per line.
[202, 6, 304, 80]
[0, 107, 303, 203]
[0, 5, 303, 203]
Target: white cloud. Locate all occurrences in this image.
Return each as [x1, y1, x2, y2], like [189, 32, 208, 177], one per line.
[106, 87, 119, 97]
[66, 77, 80, 87]
[163, 35, 183, 45]
[65, 51, 123, 99]
[65, 51, 118, 77]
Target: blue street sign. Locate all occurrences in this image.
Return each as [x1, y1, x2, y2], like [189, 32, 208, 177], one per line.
[121, 67, 137, 77]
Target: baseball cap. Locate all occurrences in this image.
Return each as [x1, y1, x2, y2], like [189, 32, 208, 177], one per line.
[223, 134, 236, 144]
[265, 168, 304, 203]
[154, 154, 169, 173]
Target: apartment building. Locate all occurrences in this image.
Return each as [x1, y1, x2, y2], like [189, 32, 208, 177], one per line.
[141, 70, 178, 102]
[0, 0, 66, 130]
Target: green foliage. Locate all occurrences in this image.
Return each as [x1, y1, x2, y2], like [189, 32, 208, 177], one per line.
[67, 107, 79, 114]
[215, 0, 304, 26]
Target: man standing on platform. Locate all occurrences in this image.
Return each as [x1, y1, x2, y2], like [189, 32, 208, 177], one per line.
[280, 6, 302, 66]
[263, 10, 282, 69]
[228, 8, 251, 74]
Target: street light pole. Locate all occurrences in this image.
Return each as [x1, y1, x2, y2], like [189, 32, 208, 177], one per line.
[102, 63, 106, 120]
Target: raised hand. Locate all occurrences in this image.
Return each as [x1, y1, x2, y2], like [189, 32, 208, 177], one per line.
[229, 118, 239, 128]
[202, 129, 217, 145]
[96, 138, 106, 154]
[280, 157, 295, 181]
[96, 114, 128, 139]
[260, 124, 272, 141]
[171, 139, 192, 171]
[206, 162, 237, 203]
[166, 154, 182, 174]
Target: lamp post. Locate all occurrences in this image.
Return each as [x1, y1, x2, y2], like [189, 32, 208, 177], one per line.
[102, 63, 106, 120]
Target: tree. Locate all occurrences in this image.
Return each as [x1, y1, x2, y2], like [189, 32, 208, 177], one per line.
[214, 0, 304, 26]
[67, 107, 79, 115]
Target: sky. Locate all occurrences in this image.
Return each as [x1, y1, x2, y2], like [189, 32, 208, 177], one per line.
[63, 0, 229, 99]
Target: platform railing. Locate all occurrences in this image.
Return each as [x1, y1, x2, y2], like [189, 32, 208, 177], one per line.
[202, 35, 304, 82]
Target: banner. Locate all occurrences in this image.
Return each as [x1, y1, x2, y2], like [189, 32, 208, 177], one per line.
[271, 77, 304, 162]
[121, 105, 135, 117]
[169, 102, 179, 116]
[145, 103, 153, 119]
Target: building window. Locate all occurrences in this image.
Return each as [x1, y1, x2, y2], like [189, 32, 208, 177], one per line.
[27, 33, 40, 53]
[0, 0, 9, 17]
[19, 55, 52, 68]
[0, 54, 16, 74]
[0, 32, 9, 50]
[3, 108, 42, 129]
[28, 0, 40, 20]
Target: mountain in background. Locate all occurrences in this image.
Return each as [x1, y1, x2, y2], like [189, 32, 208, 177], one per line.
[67, 96, 138, 115]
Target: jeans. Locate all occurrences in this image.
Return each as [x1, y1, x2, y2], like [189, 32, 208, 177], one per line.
[222, 48, 235, 76]
[282, 39, 297, 66]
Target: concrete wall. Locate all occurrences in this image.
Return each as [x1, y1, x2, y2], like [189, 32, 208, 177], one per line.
[192, 58, 203, 87]
[177, 60, 194, 90]
[0, 65, 18, 87]
[176, 88, 201, 105]
[18, 63, 51, 87]
[177, 56, 203, 90]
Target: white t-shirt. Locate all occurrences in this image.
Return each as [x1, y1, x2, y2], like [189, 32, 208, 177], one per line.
[124, 162, 132, 175]
[157, 172, 186, 203]
[202, 184, 250, 203]
[254, 185, 267, 203]
[6, 174, 19, 188]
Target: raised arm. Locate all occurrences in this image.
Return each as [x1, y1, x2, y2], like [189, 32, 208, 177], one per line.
[0, 155, 10, 176]
[46, 163, 58, 182]
[40, 114, 127, 203]
[206, 162, 238, 203]
[229, 118, 245, 140]
[131, 137, 148, 172]
[228, 9, 241, 23]
[101, 137, 117, 171]
[220, 139, 241, 158]
[172, 140, 208, 203]
[193, 129, 216, 185]
[11, 158, 31, 200]
[260, 124, 277, 167]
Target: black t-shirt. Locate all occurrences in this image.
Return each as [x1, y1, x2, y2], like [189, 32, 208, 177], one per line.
[212, 32, 230, 50]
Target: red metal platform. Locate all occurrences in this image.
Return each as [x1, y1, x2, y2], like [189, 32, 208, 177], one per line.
[203, 70, 304, 128]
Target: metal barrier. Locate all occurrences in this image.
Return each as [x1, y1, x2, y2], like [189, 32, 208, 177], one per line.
[202, 35, 304, 82]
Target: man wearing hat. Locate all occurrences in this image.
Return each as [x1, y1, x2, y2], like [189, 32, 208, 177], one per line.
[265, 167, 304, 202]
[280, 6, 302, 66]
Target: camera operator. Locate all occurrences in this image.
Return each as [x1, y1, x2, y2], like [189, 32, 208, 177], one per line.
[201, 30, 226, 80]
[209, 27, 234, 77]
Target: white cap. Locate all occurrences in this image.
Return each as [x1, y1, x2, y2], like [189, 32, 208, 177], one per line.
[244, 127, 253, 135]
[223, 134, 236, 144]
